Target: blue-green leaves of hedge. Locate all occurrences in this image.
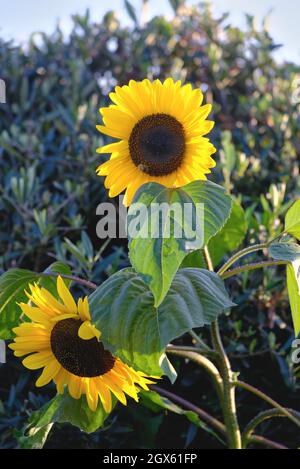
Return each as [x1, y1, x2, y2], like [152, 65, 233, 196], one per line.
[89, 268, 235, 376]
[127, 181, 232, 307]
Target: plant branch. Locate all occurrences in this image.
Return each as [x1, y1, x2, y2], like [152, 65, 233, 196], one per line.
[203, 246, 214, 271]
[151, 385, 226, 437]
[220, 260, 288, 280]
[242, 408, 300, 448]
[40, 272, 97, 290]
[249, 435, 288, 450]
[166, 348, 223, 400]
[217, 243, 269, 276]
[236, 381, 300, 429]
[204, 245, 242, 449]
[167, 344, 217, 358]
[189, 330, 213, 352]
[151, 386, 286, 449]
[211, 321, 242, 449]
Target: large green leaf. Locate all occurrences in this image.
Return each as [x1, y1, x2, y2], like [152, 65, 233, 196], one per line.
[0, 262, 72, 339]
[39, 261, 73, 293]
[208, 201, 247, 266]
[269, 242, 300, 336]
[128, 180, 232, 307]
[0, 269, 39, 339]
[287, 264, 300, 337]
[285, 200, 300, 241]
[269, 242, 300, 262]
[181, 203, 247, 269]
[18, 392, 114, 448]
[180, 249, 206, 269]
[89, 268, 234, 376]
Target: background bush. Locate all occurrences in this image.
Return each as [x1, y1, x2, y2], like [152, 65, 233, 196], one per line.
[0, 0, 299, 449]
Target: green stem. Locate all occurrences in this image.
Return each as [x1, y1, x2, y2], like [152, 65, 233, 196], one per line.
[249, 435, 288, 450]
[203, 246, 214, 271]
[152, 386, 287, 449]
[167, 344, 217, 358]
[189, 330, 213, 352]
[40, 272, 97, 290]
[167, 348, 223, 402]
[236, 381, 300, 429]
[217, 243, 269, 276]
[211, 321, 242, 449]
[204, 246, 242, 449]
[242, 408, 300, 448]
[220, 260, 288, 280]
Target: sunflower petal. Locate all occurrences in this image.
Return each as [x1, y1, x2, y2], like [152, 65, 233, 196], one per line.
[56, 276, 77, 314]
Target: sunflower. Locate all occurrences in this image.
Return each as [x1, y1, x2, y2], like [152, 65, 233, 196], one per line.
[96, 78, 216, 205]
[9, 276, 155, 412]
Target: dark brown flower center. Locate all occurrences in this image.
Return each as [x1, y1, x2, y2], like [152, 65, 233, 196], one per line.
[50, 318, 115, 377]
[129, 113, 185, 176]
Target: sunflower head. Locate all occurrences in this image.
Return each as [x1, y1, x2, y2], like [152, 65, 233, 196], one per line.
[96, 78, 216, 205]
[9, 276, 155, 412]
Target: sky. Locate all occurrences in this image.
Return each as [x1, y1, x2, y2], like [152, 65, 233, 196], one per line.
[0, 0, 299, 63]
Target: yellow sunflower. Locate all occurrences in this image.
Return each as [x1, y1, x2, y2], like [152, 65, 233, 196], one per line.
[9, 276, 155, 412]
[96, 78, 216, 206]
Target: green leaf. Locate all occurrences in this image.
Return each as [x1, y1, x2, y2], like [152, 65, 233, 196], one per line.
[208, 201, 247, 266]
[0, 262, 72, 339]
[287, 263, 300, 337]
[128, 181, 232, 307]
[180, 249, 206, 269]
[124, 0, 137, 23]
[221, 130, 236, 173]
[89, 268, 234, 376]
[269, 242, 300, 262]
[0, 269, 39, 339]
[285, 200, 300, 241]
[41, 261, 73, 293]
[269, 242, 300, 337]
[168, 0, 185, 13]
[19, 392, 114, 448]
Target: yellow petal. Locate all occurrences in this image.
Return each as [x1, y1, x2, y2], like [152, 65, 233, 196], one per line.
[77, 296, 91, 321]
[22, 351, 53, 370]
[18, 303, 51, 327]
[50, 313, 78, 323]
[68, 375, 82, 399]
[85, 379, 99, 411]
[36, 360, 61, 387]
[97, 380, 112, 413]
[78, 321, 101, 341]
[56, 276, 77, 314]
[96, 140, 128, 155]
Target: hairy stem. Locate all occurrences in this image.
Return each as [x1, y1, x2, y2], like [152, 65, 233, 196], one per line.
[152, 386, 285, 449]
[237, 381, 300, 429]
[167, 344, 217, 358]
[203, 246, 214, 271]
[220, 260, 287, 280]
[217, 243, 269, 276]
[203, 246, 242, 449]
[211, 321, 242, 449]
[189, 330, 213, 352]
[242, 408, 300, 448]
[40, 272, 97, 290]
[249, 435, 288, 450]
[167, 348, 223, 401]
